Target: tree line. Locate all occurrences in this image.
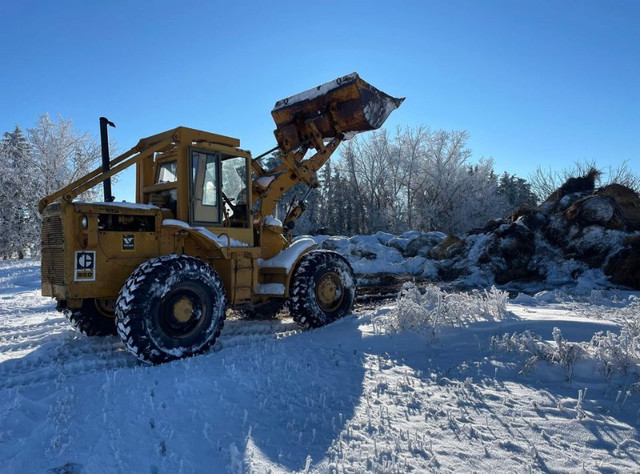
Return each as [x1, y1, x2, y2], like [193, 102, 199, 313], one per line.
[281, 127, 637, 236]
[282, 127, 538, 236]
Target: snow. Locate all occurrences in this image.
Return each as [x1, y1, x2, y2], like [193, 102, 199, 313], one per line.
[272, 73, 358, 110]
[256, 283, 285, 295]
[258, 238, 317, 272]
[162, 220, 250, 247]
[256, 175, 276, 188]
[341, 131, 359, 140]
[0, 259, 639, 472]
[312, 234, 440, 279]
[299, 223, 640, 297]
[162, 218, 190, 229]
[363, 92, 403, 129]
[263, 215, 282, 227]
[78, 201, 160, 211]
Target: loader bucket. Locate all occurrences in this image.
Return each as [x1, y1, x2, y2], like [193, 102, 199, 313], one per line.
[272, 73, 404, 152]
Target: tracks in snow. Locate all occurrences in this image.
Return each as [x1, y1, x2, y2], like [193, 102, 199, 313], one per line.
[214, 316, 304, 352]
[0, 312, 308, 390]
[0, 262, 388, 389]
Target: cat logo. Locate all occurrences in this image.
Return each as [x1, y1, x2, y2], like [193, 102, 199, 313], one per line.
[122, 234, 135, 251]
[74, 251, 96, 281]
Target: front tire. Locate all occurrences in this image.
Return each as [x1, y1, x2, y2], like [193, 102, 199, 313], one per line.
[115, 255, 227, 364]
[289, 250, 356, 329]
[65, 298, 117, 337]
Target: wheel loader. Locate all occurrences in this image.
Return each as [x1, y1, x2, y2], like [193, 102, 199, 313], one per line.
[39, 73, 403, 364]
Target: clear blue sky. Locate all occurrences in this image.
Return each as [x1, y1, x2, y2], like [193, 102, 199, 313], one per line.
[1, 0, 638, 202]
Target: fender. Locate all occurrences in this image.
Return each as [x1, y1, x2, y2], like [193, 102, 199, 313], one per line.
[258, 237, 318, 296]
[162, 219, 250, 258]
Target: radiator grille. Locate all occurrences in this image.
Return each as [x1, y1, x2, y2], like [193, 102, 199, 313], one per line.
[41, 205, 64, 287]
[41, 247, 64, 286]
[42, 213, 63, 246]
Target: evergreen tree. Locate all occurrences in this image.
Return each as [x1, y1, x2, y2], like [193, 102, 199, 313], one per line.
[0, 126, 35, 258]
[497, 172, 538, 211]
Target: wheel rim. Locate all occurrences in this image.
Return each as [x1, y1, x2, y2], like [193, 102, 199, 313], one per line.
[315, 272, 344, 312]
[159, 285, 207, 339]
[172, 296, 194, 323]
[94, 298, 116, 318]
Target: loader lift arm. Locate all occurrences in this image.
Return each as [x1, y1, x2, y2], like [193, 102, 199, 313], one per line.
[252, 72, 404, 230]
[251, 134, 343, 225]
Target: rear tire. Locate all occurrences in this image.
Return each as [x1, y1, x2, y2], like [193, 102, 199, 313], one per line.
[115, 255, 227, 364]
[289, 250, 356, 329]
[65, 298, 117, 337]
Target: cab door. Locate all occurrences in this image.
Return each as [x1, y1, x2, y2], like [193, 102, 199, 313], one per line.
[189, 149, 221, 225]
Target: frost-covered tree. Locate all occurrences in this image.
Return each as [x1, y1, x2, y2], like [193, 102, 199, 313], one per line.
[410, 129, 476, 232]
[0, 115, 106, 258]
[0, 126, 36, 258]
[431, 160, 509, 233]
[395, 126, 430, 231]
[27, 113, 102, 200]
[267, 126, 539, 237]
[340, 131, 391, 233]
[332, 126, 511, 235]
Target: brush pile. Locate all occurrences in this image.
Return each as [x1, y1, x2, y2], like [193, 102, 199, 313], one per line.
[310, 169, 640, 292]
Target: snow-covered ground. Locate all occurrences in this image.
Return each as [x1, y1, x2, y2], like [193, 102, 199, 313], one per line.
[1, 259, 639, 473]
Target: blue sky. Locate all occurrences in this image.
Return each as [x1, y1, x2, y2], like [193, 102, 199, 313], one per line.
[1, 0, 638, 202]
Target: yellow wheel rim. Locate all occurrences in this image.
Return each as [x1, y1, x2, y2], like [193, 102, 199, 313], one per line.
[315, 272, 344, 312]
[172, 296, 194, 323]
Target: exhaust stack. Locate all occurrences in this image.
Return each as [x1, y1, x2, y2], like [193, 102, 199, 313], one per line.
[99, 117, 116, 202]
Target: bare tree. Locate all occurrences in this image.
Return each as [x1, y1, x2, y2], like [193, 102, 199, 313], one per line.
[333, 126, 511, 235]
[603, 160, 640, 191]
[27, 113, 103, 201]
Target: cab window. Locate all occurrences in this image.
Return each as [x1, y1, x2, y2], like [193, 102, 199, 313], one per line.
[157, 161, 177, 183]
[190, 150, 220, 224]
[221, 156, 249, 227]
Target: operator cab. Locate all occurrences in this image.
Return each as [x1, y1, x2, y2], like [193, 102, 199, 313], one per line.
[139, 128, 252, 230]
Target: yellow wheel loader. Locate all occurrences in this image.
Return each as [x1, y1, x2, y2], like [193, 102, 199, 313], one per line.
[39, 73, 403, 364]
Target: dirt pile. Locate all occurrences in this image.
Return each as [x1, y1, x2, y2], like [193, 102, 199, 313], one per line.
[437, 172, 640, 290]
[305, 172, 640, 292]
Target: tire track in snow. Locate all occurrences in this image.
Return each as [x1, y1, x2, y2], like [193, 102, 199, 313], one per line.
[0, 317, 67, 340]
[214, 316, 304, 351]
[0, 315, 307, 390]
[0, 336, 136, 390]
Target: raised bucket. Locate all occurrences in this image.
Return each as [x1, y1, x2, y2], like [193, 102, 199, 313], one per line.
[271, 73, 404, 152]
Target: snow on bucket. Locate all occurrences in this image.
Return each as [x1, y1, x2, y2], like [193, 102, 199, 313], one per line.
[272, 73, 404, 152]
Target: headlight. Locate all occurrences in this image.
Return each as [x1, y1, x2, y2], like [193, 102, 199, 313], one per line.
[81, 215, 88, 229]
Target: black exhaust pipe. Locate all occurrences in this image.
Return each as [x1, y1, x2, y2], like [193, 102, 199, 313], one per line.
[99, 117, 116, 202]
